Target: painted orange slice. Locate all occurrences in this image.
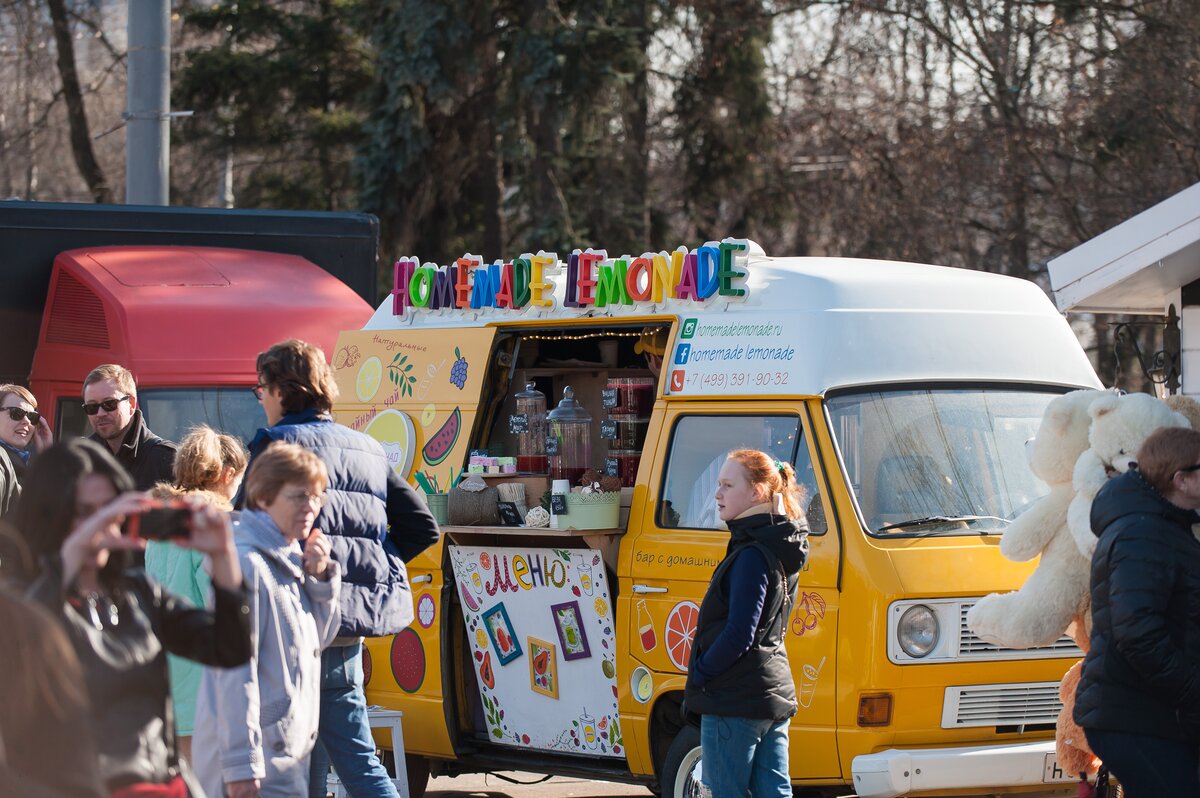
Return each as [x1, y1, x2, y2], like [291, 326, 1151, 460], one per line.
[665, 601, 699, 671]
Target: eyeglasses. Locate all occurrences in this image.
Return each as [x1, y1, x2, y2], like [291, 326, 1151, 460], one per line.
[280, 490, 329, 508]
[251, 383, 268, 401]
[4, 407, 40, 425]
[1180, 463, 1200, 473]
[82, 396, 131, 416]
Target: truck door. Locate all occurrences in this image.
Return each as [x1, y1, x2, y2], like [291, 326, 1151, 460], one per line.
[622, 401, 842, 780]
[331, 325, 496, 760]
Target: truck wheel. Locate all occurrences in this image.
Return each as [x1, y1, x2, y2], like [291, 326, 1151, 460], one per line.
[381, 750, 431, 798]
[659, 724, 702, 798]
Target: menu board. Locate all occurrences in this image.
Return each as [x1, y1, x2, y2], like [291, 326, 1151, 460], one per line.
[449, 545, 623, 758]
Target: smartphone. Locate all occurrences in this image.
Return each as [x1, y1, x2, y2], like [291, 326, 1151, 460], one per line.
[124, 500, 192, 541]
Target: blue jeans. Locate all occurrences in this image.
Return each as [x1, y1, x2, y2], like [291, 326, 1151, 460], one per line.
[308, 643, 399, 798]
[700, 715, 791, 798]
[1085, 728, 1200, 798]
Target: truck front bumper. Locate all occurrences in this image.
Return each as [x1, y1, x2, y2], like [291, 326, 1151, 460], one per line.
[852, 740, 1070, 798]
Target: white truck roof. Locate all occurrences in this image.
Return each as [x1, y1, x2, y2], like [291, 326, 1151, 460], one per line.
[363, 253, 1101, 395]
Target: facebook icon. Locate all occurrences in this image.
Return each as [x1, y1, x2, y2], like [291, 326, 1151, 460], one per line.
[675, 344, 691, 365]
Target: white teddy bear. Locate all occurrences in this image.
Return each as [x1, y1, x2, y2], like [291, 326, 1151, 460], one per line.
[966, 389, 1098, 649]
[1066, 392, 1190, 559]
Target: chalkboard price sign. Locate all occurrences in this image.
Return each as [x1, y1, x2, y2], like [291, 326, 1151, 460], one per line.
[605, 457, 619, 477]
[508, 413, 529, 434]
[600, 419, 618, 440]
[550, 494, 568, 514]
[545, 436, 560, 455]
[496, 501, 524, 526]
[601, 387, 619, 409]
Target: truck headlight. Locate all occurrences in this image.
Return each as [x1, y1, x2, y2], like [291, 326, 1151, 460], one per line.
[898, 604, 939, 658]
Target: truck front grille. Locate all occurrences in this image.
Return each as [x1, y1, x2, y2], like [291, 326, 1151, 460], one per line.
[942, 681, 1063, 729]
[958, 602, 1082, 660]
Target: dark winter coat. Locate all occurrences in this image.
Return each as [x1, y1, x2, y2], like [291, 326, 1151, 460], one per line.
[90, 409, 178, 492]
[1073, 468, 1200, 742]
[27, 559, 250, 790]
[242, 410, 440, 638]
[684, 511, 808, 721]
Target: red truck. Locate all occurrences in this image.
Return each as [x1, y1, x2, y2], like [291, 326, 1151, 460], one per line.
[2, 201, 377, 443]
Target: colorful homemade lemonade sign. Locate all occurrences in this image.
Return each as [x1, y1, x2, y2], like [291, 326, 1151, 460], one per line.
[390, 241, 751, 317]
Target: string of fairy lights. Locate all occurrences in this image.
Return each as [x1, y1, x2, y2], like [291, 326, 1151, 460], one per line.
[520, 329, 656, 343]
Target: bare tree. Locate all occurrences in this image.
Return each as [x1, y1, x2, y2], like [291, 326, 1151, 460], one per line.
[44, 0, 111, 201]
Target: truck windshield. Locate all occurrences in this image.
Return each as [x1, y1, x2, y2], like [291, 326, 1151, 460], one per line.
[59, 387, 266, 448]
[825, 388, 1058, 536]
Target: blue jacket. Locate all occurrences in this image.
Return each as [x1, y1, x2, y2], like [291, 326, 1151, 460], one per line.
[241, 409, 440, 638]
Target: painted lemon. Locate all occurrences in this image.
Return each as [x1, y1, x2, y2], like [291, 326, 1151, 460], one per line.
[632, 666, 653, 704]
[601, 659, 615, 679]
[363, 409, 417, 480]
[594, 597, 609, 618]
[356, 356, 383, 402]
[421, 403, 437, 427]
[475, 627, 489, 649]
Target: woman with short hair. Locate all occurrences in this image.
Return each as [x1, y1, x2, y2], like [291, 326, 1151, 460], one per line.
[1075, 425, 1200, 796]
[0, 383, 52, 487]
[193, 441, 341, 798]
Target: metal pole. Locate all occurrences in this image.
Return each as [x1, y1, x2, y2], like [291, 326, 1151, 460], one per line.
[126, 0, 170, 205]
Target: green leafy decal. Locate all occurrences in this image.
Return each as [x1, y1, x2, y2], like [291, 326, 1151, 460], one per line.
[387, 353, 417, 396]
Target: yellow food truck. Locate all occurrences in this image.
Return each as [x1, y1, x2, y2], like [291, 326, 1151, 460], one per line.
[330, 242, 1100, 798]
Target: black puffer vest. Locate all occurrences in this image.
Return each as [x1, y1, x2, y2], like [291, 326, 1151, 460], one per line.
[684, 512, 808, 721]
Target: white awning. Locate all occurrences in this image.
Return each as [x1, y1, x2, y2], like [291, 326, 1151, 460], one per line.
[1048, 182, 1200, 314]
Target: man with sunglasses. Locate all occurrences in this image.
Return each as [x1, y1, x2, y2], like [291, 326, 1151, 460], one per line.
[82, 365, 178, 491]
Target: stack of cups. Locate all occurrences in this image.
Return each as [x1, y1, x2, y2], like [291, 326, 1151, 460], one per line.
[550, 479, 572, 529]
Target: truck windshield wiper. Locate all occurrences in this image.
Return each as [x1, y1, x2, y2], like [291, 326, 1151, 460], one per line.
[876, 515, 1011, 533]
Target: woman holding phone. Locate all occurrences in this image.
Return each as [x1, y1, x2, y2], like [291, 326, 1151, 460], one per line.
[17, 438, 251, 795]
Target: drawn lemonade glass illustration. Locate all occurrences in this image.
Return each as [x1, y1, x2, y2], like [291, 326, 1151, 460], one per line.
[579, 709, 597, 750]
[577, 554, 594, 596]
[636, 599, 656, 652]
[799, 656, 826, 709]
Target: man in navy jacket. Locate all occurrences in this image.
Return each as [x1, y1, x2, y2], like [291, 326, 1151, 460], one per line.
[241, 339, 439, 798]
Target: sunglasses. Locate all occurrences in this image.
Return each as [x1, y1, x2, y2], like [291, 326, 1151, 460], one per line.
[1180, 463, 1200, 473]
[251, 382, 268, 401]
[4, 407, 40, 425]
[82, 395, 131, 416]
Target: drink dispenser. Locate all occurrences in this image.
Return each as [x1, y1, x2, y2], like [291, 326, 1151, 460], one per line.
[514, 383, 548, 474]
[547, 386, 592, 485]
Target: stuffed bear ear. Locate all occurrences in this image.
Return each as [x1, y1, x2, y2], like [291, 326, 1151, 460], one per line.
[1042, 401, 1073, 433]
[1089, 393, 1120, 420]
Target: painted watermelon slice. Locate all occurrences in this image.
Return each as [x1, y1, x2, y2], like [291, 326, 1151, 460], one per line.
[390, 628, 426, 693]
[422, 407, 461, 466]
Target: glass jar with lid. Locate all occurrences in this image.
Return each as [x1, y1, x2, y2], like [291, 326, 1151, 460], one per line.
[514, 382, 548, 474]
[547, 385, 592, 484]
